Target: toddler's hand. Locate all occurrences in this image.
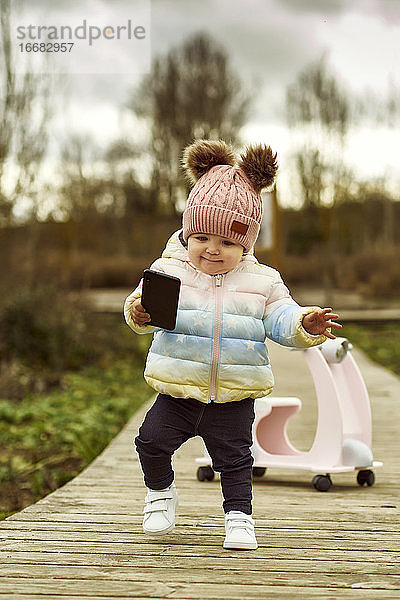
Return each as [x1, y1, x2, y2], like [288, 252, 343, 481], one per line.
[302, 308, 342, 339]
[130, 298, 151, 326]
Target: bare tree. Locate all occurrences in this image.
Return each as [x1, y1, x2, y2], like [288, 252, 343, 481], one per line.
[0, 0, 53, 225]
[103, 139, 149, 216]
[295, 148, 327, 210]
[286, 56, 352, 298]
[286, 55, 350, 209]
[130, 32, 251, 214]
[355, 82, 400, 246]
[287, 55, 349, 139]
[59, 135, 100, 221]
[354, 79, 400, 128]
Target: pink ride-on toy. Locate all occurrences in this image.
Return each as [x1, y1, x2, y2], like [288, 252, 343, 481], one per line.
[195, 338, 383, 491]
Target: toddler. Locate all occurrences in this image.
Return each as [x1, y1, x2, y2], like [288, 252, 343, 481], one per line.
[124, 139, 341, 550]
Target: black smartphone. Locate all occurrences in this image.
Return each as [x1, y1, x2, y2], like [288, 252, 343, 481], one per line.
[142, 269, 181, 330]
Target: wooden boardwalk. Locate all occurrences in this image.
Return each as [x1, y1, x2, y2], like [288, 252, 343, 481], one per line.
[1, 343, 399, 599]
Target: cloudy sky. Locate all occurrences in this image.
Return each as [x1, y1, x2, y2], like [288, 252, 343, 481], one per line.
[12, 0, 400, 205]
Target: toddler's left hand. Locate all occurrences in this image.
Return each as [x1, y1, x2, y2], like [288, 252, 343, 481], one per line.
[302, 308, 342, 339]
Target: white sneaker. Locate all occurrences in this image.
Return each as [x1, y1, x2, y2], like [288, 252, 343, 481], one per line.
[142, 483, 178, 535]
[223, 511, 258, 550]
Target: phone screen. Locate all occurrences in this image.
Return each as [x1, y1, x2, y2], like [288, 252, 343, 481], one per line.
[142, 270, 181, 330]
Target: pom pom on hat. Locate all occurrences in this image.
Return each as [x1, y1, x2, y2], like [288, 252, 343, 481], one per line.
[238, 144, 278, 193]
[182, 139, 236, 184]
[182, 139, 278, 252]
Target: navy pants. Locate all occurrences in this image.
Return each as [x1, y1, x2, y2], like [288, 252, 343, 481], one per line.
[135, 393, 255, 515]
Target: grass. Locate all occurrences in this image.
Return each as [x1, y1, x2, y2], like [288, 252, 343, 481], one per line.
[341, 322, 400, 377]
[0, 313, 152, 519]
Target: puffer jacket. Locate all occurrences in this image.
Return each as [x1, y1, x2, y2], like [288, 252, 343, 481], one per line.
[124, 230, 326, 404]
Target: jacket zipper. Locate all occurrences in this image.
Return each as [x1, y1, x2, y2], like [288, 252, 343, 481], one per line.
[209, 273, 223, 402]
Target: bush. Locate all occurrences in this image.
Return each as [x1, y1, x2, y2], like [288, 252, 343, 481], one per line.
[0, 285, 97, 400]
[345, 246, 400, 297]
[273, 244, 400, 298]
[0, 285, 93, 372]
[274, 253, 326, 286]
[0, 358, 152, 517]
[65, 254, 147, 289]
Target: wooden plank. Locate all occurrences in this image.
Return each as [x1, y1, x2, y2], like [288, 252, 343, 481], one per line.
[339, 309, 400, 322]
[2, 517, 400, 533]
[16, 493, 397, 511]
[0, 568, 399, 590]
[1, 545, 399, 576]
[8, 484, 398, 507]
[0, 579, 399, 598]
[1, 560, 400, 579]
[1, 540, 399, 560]
[7, 495, 399, 516]
[0, 591, 399, 600]
[1, 554, 398, 575]
[1, 527, 400, 551]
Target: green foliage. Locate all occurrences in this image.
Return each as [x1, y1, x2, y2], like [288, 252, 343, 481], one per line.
[0, 357, 151, 516]
[0, 285, 93, 372]
[0, 284, 151, 401]
[342, 323, 400, 376]
[0, 300, 152, 517]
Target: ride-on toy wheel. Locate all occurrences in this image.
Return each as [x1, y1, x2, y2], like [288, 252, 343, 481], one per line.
[357, 469, 375, 487]
[312, 474, 332, 492]
[197, 466, 215, 482]
[252, 467, 266, 477]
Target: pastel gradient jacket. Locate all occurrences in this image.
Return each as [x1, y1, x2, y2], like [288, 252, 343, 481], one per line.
[124, 230, 326, 404]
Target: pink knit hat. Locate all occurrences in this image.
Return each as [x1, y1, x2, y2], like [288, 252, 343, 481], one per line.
[182, 140, 278, 252]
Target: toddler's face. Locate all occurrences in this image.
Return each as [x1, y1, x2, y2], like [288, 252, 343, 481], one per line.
[187, 233, 244, 275]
